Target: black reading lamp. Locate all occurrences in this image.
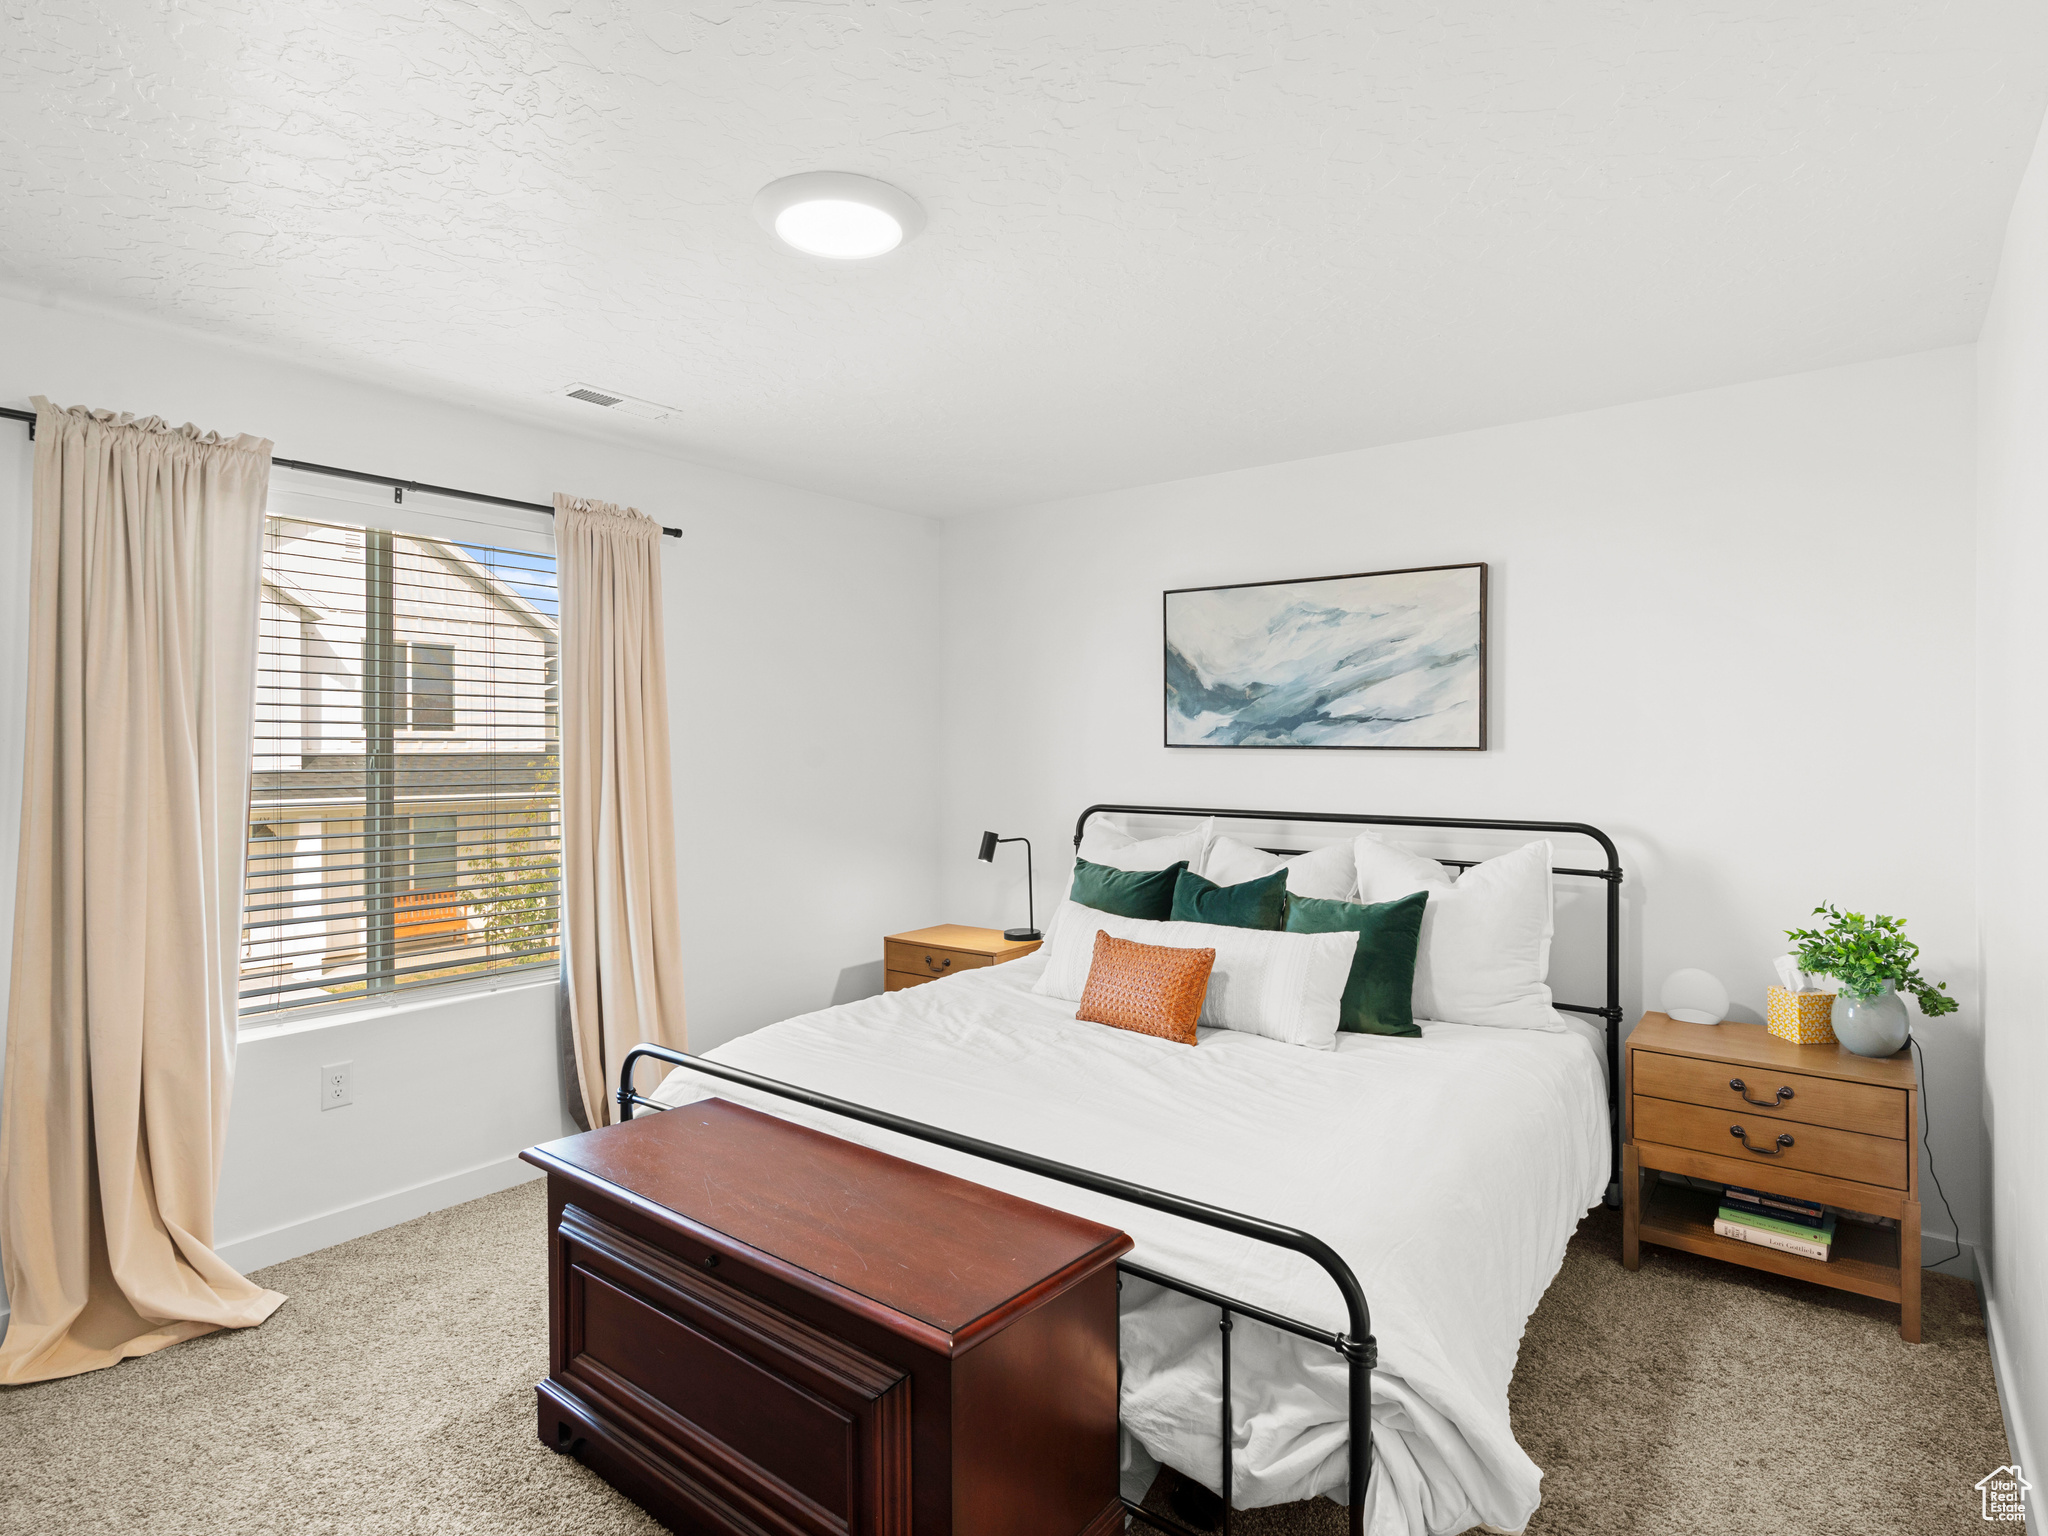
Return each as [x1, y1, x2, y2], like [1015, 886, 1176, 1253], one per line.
[976, 831, 1041, 942]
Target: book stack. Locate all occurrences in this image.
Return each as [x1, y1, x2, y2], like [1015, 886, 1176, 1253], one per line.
[1714, 1185, 1836, 1261]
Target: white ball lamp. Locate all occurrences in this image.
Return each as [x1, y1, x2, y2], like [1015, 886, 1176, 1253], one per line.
[1661, 969, 1730, 1026]
[754, 172, 926, 260]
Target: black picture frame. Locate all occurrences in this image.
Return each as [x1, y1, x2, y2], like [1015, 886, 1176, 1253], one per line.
[1163, 562, 1488, 751]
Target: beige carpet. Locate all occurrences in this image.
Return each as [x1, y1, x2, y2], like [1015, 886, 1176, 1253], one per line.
[0, 1183, 2008, 1535]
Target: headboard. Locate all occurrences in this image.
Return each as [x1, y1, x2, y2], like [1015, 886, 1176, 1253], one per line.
[1074, 803, 1624, 1202]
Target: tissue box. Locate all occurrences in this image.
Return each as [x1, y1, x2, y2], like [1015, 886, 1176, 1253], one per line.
[1767, 986, 1836, 1045]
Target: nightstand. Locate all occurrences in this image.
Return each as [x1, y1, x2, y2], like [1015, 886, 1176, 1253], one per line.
[884, 925, 1042, 992]
[1622, 1011, 1923, 1341]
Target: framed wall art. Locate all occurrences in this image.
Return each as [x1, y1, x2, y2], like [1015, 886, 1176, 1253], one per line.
[1164, 562, 1487, 750]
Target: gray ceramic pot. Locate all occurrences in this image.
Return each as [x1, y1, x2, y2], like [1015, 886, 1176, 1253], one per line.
[1832, 981, 1909, 1058]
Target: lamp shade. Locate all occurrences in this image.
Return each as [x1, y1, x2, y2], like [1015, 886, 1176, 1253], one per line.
[977, 830, 999, 862]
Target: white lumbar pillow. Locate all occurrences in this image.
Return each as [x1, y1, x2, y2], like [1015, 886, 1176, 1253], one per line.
[1032, 900, 1357, 1050]
[1076, 815, 1216, 873]
[1353, 835, 1559, 1031]
[1201, 835, 1357, 902]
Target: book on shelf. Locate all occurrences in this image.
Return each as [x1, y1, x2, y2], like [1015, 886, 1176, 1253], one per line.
[1713, 1212, 1836, 1262]
[1723, 1185, 1826, 1226]
[1718, 1205, 1837, 1244]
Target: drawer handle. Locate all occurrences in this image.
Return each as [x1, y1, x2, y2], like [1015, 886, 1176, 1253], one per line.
[1729, 1077, 1794, 1109]
[1730, 1124, 1794, 1156]
[924, 954, 952, 972]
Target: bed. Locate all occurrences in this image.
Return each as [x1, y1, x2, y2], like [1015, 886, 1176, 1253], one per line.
[627, 805, 1623, 1536]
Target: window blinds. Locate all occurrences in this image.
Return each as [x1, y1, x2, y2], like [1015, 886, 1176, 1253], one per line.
[241, 515, 561, 1017]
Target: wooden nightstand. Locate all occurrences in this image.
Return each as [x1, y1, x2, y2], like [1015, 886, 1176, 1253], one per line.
[884, 925, 1042, 992]
[1622, 1011, 1923, 1341]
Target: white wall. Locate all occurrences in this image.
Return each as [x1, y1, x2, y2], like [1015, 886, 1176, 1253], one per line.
[0, 289, 941, 1298]
[1975, 108, 2048, 1501]
[939, 349, 1985, 1267]
[0, 281, 2010, 1409]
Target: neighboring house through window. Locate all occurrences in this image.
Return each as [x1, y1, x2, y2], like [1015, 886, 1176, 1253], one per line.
[242, 516, 561, 1017]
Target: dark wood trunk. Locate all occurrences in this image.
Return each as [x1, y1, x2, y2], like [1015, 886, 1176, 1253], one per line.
[523, 1097, 1132, 1535]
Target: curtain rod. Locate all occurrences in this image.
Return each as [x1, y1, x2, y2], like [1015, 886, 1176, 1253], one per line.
[0, 405, 682, 539]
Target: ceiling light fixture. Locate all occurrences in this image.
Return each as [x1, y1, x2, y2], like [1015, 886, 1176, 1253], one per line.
[754, 171, 925, 259]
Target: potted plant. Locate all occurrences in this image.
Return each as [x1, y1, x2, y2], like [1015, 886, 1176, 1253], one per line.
[1784, 904, 1956, 1057]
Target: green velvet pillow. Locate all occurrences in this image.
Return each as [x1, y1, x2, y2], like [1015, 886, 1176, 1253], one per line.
[1068, 858, 1187, 921]
[1285, 891, 1429, 1036]
[1169, 867, 1290, 930]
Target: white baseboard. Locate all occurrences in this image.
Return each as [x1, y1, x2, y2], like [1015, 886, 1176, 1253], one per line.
[1982, 1282, 2040, 1535]
[1922, 1231, 1981, 1287]
[0, 1155, 544, 1337]
[217, 1154, 544, 1278]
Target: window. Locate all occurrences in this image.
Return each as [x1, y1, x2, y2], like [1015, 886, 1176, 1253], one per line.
[412, 814, 459, 890]
[242, 516, 560, 1017]
[408, 642, 455, 731]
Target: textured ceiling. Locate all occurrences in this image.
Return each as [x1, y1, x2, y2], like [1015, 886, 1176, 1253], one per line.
[4, 2, 2045, 514]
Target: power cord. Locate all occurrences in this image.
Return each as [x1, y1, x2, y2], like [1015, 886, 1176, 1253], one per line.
[1909, 1034, 1969, 1275]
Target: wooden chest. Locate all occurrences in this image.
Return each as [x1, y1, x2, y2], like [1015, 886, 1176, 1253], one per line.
[521, 1097, 1132, 1535]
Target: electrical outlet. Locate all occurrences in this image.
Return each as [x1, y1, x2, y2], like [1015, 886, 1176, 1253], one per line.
[321, 1061, 353, 1111]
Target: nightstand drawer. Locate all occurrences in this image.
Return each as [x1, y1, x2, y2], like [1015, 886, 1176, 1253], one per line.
[1633, 1049, 1906, 1139]
[883, 940, 994, 980]
[884, 970, 934, 992]
[1632, 1094, 1909, 1189]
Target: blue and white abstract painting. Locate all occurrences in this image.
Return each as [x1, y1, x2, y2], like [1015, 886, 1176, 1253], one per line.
[1165, 564, 1486, 749]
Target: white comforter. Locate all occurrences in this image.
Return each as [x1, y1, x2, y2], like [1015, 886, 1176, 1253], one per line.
[650, 953, 1607, 1536]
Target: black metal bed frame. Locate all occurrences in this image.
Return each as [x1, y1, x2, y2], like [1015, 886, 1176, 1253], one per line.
[616, 804, 1624, 1536]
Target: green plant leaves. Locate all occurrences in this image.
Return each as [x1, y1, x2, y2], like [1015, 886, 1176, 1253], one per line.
[1785, 902, 1957, 1017]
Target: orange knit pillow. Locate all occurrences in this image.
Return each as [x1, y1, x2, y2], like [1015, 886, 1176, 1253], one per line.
[1074, 931, 1215, 1045]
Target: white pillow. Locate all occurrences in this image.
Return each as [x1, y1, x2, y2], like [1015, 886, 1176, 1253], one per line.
[1076, 815, 1215, 873]
[1031, 900, 1357, 1050]
[1202, 835, 1357, 902]
[1351, 835, 1455, 901]
[1352, 836, 1559, 1031]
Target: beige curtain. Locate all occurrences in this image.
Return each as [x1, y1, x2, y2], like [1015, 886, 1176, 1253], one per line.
[556, 494, 687, 1127]
[0, 399, 284, 1383]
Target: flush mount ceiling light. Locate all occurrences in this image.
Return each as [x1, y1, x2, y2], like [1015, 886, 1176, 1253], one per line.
[754, 171, 925, 259]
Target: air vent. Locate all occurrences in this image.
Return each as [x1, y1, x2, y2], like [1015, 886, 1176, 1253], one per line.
[558, 383, 676, 422]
